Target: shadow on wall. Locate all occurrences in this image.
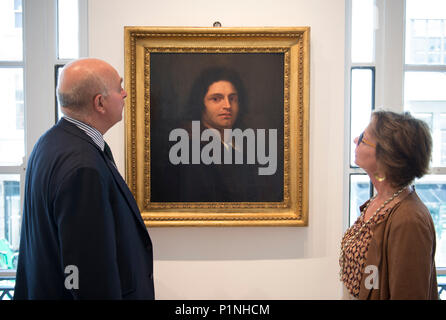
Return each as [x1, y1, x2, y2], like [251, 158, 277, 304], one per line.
[149, 227, 314, 261]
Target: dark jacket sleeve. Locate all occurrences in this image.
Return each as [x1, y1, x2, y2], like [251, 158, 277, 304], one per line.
[53, 167, 122, 299]
[386, 208, 437, 299]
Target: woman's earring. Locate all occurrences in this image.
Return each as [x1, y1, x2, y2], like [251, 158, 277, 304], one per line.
[374, 173, 386, 182]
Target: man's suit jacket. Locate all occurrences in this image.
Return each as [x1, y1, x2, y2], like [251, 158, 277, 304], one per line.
[14, 118, 155, 299]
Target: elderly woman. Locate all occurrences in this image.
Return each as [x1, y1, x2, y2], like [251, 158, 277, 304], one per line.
[340, 111, 438, 300]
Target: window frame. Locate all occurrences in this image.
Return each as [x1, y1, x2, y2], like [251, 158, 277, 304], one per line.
[0, 0, 88, 279]
[345, 0, 446, 276]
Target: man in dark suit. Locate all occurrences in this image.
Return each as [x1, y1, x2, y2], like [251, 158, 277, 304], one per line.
[14, 58, 155, 299]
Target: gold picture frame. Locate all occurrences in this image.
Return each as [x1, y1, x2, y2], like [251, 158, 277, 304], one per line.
[124, 27, 310, 227]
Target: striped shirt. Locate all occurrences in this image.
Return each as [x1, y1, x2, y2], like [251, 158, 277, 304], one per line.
[63, 116, 105, 151]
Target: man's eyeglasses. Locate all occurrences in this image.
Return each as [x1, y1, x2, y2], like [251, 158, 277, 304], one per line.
[357, 132, 376, 148]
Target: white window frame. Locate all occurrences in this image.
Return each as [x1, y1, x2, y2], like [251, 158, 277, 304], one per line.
[345, 0, 445, 276]
[0, 0, 88, 278]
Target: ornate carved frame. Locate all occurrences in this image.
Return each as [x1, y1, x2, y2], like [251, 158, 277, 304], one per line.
[124, 27, 310, 226]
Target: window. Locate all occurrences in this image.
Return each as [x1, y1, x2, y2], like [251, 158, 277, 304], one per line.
[350, 67, 375, 166]
[404, 0, 446, 283]
[0, 0, 87, 300]
[57, 0, 80, 60]
[346, 0, 376, 226]
[0, 0, 25, 300]
[13, 0, 22, 29]
[55, 64, 65, 121]
[346, 0, 446, 299]
[406, 18, 446, 65]
[55, 0, 88, 121]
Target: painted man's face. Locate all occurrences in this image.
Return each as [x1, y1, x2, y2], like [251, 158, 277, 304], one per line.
[201, 80, 239, 130]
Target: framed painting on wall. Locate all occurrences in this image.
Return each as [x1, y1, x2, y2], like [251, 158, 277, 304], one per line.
[124, 27, 310, 226]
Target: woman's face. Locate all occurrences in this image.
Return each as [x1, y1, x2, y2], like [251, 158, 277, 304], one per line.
[201, 80, 239, 131]
[354, 123, 378, 174]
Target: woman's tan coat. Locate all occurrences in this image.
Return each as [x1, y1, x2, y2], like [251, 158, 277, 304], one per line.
[358, 191, 438, 299]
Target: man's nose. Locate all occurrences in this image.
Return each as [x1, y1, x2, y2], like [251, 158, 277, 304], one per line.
[222, 96, 231, 109]
[353, 136, 359, 145]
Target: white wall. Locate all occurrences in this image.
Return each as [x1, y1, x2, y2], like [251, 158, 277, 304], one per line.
[89, 0, 346, 299]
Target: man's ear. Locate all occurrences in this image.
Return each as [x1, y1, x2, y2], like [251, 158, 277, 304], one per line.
[93, 93, 106, 114]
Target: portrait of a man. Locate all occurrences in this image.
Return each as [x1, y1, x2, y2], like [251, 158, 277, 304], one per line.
[149, 53, 285, 203]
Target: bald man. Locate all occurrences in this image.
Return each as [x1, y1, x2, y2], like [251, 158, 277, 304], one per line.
[14, 58, 155, 300]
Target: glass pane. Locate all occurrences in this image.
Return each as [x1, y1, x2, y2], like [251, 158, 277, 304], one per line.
[0, 0, 23, 61]
[0, 277, 15, 300]
[0, 68, 24, 166]
[55, 65, 64, 122]
[58, 0, 79, 59]
[413, 112, 433, 130]
[351, 0, 375, 63]
[406, 0, 446, 65]
[349, 175, 371, 226]
[439, 275, 446, 300]
[414, 175, 446, 268]
[405, 71, 446, 102]
[350, 68, 374, 166]
[404, 72, 446, 167]
[0, 174, 20, 271]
